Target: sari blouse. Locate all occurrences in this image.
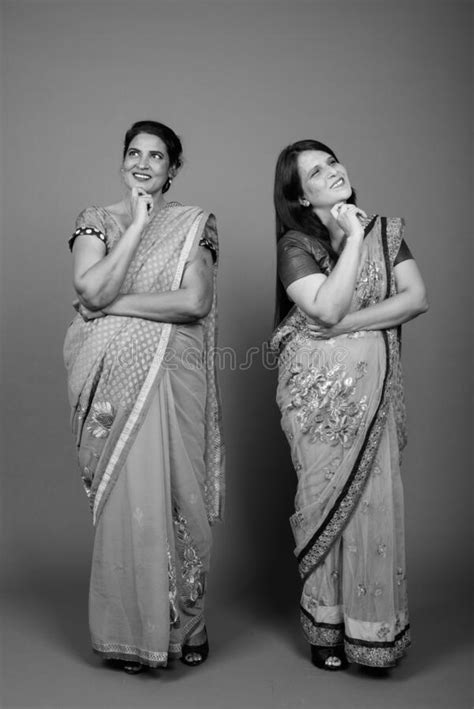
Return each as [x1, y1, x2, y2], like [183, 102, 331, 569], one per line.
[278, 227, 413, 290]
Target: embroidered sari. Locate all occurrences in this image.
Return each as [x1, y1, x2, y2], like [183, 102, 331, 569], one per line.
[64, 203, 224, 667]
[271, 217, 410, 667]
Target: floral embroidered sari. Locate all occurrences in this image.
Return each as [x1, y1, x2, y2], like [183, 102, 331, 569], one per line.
[271, 217, 410, 667]
[64, 203, 224, 667]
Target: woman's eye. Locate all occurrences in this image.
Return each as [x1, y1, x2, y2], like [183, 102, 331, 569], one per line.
[128, 150, 138, 157]
[151, 153, 163, 160]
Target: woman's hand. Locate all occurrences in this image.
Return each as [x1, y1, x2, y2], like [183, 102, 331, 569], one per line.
[130, 187, 153, 230]
[74, 300, 106, 321]
[331, 202, 367, 239]
[306, 317, 349, 339]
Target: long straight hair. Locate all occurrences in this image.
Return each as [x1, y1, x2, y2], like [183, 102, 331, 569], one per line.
[273, 140, 356, 327]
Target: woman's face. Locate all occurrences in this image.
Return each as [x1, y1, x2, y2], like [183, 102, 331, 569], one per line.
[297, 150, 352, 213]
[122, 133, 173, 195]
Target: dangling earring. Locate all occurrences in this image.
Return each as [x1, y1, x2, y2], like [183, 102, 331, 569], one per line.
[300, 198, 310, 207]
[163, 176, 173, 193]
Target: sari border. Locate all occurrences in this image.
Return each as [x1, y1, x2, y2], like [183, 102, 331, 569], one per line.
[92, 641, 169, 668]
[92, 210, 206, 524]
[345, 625, 411, 667]
[300, 606, 411, 666]
[297, 218, 395, 578]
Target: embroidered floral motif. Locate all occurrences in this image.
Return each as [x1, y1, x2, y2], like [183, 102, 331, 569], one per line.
[133, 507, 144, 528]
[396, 568, 406, 586]
[285, 361, 368, 448]
[357, 260, 383, 307]
[377, 624, 390, 639]
[167, 545, 180, 628]
[374, 584, 384, 597]
[174, 513, 205, 607]
[87, 401, 115, 439]
[377, 543, 387, 557]
[323, 456, 342, 481]
[357, 584, 367, 596]
[361, 499, 371, 514]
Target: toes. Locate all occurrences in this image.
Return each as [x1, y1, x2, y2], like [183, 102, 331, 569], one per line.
[184, 652, 203, 664]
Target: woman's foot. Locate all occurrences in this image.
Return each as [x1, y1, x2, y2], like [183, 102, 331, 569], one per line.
[181, 626, 209, 667]
[310, 645, 349, 671]
[122, 661, 143, 674]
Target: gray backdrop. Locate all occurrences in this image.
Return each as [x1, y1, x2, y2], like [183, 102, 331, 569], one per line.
[1, 0, 471, 648]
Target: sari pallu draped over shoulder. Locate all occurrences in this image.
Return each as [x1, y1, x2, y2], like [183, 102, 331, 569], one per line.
[271, 217, 410, 667]
[64, 205, 225, 526]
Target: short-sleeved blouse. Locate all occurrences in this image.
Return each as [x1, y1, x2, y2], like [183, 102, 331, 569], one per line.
[68, 205, 217, 261]
[278, 224, 413, 290]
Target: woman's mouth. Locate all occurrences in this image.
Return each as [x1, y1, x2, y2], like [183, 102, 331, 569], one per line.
[331, 177, 345, 189]
[132, 172, 152, 182]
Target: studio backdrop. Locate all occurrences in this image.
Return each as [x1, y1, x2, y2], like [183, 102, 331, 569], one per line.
[1, 0, 472, 615]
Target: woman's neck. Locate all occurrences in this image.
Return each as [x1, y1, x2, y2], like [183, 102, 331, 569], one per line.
[315, 206, 346, 254]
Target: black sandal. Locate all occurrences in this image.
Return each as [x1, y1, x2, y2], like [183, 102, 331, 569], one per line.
[122, 661, 143, 674]
[181, 627, 209, 667]
[310, 645, 349, 671]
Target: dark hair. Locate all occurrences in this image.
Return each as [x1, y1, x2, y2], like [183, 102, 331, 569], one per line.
[273, 139, 356, 327]
[123, 120, 183, 193]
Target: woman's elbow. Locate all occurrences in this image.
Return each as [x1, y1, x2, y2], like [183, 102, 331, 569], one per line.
[414, 287, 429, 316]
[185, 291, 212, 320]
[74, 282, 105, 311]
[305, 304, 344, 327]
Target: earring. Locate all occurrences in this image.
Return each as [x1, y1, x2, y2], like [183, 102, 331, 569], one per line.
[301, 198, 310, 207]
[163, 176, 173, 193]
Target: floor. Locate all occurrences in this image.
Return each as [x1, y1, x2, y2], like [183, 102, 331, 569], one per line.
[1, 576, 471, 709]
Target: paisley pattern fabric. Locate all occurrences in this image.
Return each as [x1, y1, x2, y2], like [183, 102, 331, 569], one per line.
[271, 217, 411, 667]
[64, 204, 224, 667]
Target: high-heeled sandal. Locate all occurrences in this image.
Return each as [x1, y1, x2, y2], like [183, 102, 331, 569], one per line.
[180, 627, 209, 667]
[310, 645, 349, 671]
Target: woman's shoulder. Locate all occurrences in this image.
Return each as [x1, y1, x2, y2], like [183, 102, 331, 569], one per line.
[279, 229, 313, 245]
[278, 230, 327, 257]
[71, 205, 123, 251]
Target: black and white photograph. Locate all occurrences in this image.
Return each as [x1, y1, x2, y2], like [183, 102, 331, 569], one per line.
[1, 1, 472, 707]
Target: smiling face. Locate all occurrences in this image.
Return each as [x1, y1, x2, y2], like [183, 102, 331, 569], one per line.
[121, 133, 173, 195]
[297, 150, 352, 215]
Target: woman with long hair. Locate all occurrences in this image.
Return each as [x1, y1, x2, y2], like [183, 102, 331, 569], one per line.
[64, 120, 224, 672]
[271, 140, 428, 670]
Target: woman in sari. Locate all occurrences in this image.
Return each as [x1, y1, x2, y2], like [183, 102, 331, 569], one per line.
[64, 120, 224, 673]
[270, 140, 428, 671]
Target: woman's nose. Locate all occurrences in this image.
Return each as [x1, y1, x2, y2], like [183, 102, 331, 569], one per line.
[138, 155, 150, 168]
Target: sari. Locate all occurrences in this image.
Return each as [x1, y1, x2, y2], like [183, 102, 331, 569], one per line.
[270, 217, 410, 667]
[63, 203, 225, 667]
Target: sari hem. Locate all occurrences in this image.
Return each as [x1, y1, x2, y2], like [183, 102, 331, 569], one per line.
[92, 643, 170, 668]
[301, 609, 410, 667]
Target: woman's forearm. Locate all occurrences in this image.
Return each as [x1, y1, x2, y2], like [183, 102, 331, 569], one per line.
[104, 289, 211, 323]
[74, 223, 143, 309]
[340, 288, 429, 332]
[312, 236, 363, 324]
